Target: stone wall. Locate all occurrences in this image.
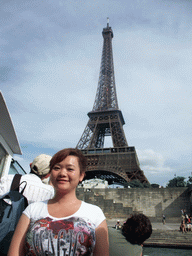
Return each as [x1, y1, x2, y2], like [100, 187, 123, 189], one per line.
[76, 187, 191, 219]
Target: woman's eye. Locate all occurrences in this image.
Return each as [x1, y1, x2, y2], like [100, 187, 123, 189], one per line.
[68, 168, 74, 172]
[53, 166, 60, 170]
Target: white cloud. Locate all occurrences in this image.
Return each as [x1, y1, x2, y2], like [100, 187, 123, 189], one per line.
[137, 149, 174, 186]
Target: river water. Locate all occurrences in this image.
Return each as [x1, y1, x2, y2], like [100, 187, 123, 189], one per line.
[143, 247, 191, 256]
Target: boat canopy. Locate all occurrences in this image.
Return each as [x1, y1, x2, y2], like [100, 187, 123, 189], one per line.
[0, 91, 22, 155]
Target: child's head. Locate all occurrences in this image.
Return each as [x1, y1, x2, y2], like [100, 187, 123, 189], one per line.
[122, 213, 152, 245]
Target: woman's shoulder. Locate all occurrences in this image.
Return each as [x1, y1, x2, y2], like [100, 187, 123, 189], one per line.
[81, 201, 103, 212]
[79, 201, 106, 227]
[23, 200, 48, 218]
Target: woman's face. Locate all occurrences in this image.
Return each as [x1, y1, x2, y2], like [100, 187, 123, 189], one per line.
[50, 155, 85, 193]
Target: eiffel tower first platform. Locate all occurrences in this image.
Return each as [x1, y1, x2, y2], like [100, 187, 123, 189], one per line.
[76, 19, 149, 186]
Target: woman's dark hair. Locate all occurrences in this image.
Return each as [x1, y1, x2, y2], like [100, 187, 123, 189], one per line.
[122, 213, 152, 245]
[50, 148, 87, 174]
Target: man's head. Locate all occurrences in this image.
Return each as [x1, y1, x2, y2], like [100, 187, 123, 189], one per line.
[122, 213, 152, 245]
[30, 154, 52, 179]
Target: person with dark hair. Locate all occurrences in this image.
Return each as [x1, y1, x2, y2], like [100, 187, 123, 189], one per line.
[8, 148, 109, 256]
[122, 213, 152, 256]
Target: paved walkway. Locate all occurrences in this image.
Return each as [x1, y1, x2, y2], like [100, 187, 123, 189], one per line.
[107, 219, 180, 231]
[108, 227, 132, 256]
[150, 222, 179, 230]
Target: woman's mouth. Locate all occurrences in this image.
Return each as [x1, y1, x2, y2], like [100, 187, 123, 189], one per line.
[57, 179, 69, 183]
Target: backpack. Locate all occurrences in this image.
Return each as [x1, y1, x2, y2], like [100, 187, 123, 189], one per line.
[0, 174, 28, 255]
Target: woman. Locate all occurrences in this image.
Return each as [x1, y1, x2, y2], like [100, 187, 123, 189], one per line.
[8, 148, 109, 256]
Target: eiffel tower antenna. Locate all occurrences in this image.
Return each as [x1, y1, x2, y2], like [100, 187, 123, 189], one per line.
[107, 17, 109, 28]
[76, 21, 149, 186]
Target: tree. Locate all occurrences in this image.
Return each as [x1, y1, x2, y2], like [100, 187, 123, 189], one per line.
[127, 179, 144, 188]
[166, 176, 186, 187]
[143, 183, 151, 188]
[151, 183, 160, 188]
[186, 176, 192, 187]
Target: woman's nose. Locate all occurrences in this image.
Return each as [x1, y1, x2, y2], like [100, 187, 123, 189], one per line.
[59, 168, 67, 176]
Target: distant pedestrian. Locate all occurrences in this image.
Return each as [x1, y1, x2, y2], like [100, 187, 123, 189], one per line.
[162, 214, 166, 224]
[122, 213, 152, 256]
[115, 220, 121, 230]
[180, 219, 187, 233]
[186, 215, 191, 232]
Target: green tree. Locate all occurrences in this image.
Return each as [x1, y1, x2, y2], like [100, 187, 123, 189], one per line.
[127, 179, 144, 188]
[166, 176, 186, 187]
[143, 183, 151, 188]
[151, 183, 160, 188]
[186, 176, 192, 187]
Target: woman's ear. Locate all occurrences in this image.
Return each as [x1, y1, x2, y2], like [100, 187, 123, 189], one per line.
[79, 172, 85, 182]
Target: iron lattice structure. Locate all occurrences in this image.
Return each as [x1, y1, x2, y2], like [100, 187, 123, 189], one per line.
[76, 20, 149, 186]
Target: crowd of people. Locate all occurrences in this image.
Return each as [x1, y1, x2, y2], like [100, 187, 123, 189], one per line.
[180, 209, 191, 233]
[0, 147, 153, 256]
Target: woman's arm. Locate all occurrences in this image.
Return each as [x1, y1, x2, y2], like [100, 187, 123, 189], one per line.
[93, 219, 109, 256]
[7, 213, 30, 256]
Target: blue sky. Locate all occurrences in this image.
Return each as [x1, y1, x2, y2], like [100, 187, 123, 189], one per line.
[1, 0, 192, 186]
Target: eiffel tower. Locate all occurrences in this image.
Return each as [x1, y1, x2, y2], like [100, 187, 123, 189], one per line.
[76, 19, 149, 186]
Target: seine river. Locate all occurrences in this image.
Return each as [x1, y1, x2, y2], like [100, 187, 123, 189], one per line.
[143, 247, 191, 256]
